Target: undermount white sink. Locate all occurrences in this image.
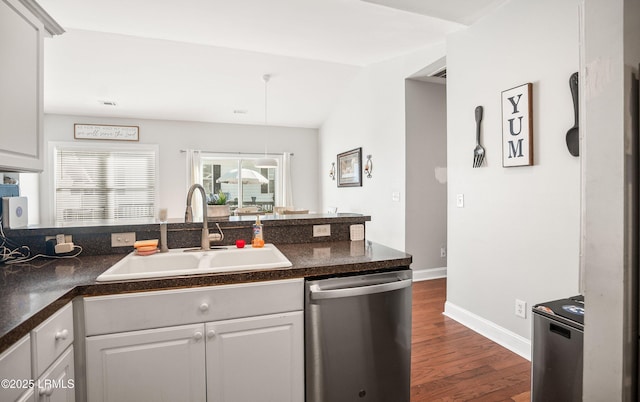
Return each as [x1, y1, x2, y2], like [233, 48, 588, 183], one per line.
[96, 244, 292, 282]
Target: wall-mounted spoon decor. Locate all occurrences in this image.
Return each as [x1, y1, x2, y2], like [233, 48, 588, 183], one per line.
[473, 106, 485, 168]
[566, 72, 579, 157]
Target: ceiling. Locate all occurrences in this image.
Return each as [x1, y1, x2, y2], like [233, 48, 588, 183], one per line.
[39, 0, 506, 128]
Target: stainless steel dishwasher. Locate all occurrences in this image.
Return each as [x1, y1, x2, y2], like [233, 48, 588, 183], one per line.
[305, 269, 412, 402]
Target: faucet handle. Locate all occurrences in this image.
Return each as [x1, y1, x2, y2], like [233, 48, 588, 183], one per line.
[209, 223, 225, 243]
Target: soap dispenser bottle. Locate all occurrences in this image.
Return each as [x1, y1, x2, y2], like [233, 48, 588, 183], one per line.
[252, 215, 264, 247]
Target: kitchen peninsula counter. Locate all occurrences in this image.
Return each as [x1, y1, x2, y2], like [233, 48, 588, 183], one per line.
[6, 213, 371, 236]
[0, 240, 411, 353]
[4, 213, 372, 255]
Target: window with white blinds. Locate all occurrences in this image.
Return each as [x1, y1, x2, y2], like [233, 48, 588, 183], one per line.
[54, 145, 158, 224]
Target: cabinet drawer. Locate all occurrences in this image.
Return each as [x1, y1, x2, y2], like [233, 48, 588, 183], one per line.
[0, 334, 31, 402]
[32, 302, 74, 378]
[84, 278, 303, 336]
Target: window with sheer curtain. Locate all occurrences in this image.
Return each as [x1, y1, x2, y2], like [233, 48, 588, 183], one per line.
[186, 150, 293, 218]
[53, 144, 158, 224]
[200, 154, 281, 213]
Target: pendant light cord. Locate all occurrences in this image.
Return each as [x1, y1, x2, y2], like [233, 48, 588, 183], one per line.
[263, 74, 269, 125]
[262, 74, 271, 158]
[263, 74, 270, 126]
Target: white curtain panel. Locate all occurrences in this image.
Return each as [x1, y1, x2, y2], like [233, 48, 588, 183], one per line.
[282, 152, 294, 208]
[185, 149, 203, 220]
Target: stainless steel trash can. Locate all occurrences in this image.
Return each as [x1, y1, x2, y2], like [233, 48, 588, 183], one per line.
[531, 295, 584, 402]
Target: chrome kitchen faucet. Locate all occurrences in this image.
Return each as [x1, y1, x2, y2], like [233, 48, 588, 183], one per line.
[184, 184, 210, 250]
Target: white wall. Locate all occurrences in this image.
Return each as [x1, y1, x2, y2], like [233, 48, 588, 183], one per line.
[319, 44, 445, 250]
[405, 79, 447, 273]
[39, 114, 319, 223]
[445, 0, 581, 348]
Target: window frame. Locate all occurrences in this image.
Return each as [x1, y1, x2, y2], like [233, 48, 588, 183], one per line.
[49, 141, 160, 224]
[197, 152, 283, 212]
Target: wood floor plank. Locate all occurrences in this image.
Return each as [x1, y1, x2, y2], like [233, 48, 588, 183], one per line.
[411, 279, 531, 401]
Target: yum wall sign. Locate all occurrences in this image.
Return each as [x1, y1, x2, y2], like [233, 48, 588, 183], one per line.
[501, 83, 533, 167]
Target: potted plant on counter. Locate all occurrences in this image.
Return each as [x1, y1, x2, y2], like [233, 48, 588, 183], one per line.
[207, 190, 230, 218]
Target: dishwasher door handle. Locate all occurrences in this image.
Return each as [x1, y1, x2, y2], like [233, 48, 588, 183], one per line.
[309, 278, 412, 300]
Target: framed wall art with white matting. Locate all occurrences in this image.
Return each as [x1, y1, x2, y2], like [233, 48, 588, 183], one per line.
[501, 83, 533, 167]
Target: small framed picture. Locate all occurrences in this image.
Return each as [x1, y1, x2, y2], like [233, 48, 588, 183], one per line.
[501, 83, 533, 167]
[337, 147, 362, 187]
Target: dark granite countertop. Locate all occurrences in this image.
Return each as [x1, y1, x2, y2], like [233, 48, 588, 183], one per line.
[0, 240, 410, 353]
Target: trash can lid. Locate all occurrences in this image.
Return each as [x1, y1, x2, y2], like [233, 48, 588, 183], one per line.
[533, 295, 584, 326]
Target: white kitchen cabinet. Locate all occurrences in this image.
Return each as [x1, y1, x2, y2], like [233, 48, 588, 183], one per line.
[32, 302, 75, 402]
[83, 279, 302, 336]
[206, 311, 304, 402]
[0, 334, 32, 402]
[35, 346, 74, 402]
[85, 323, 206, 402]
[0, 0, 44, 172]
[82, 279, 304, 402]
[31, 303, 74, 379]
[0, 302, 74, 402]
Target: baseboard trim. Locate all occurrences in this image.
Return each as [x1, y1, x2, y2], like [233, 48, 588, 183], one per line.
[443, 301, 531, 361]
[412, 267, 447, 282]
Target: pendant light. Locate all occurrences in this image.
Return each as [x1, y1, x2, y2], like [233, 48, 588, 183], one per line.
[255, 74, 278, 168]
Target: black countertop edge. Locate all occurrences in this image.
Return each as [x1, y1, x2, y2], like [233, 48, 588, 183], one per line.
[4, 213, 371, 236]
[0, 240, 409, 354]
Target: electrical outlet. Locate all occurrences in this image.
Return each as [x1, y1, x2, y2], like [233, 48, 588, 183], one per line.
[456, 194, 464, 208]
[45, 234, 72, 244]
[440, 246, 447, 258]
[515, 299, 527, 318]
[350, 224, 365, 241]
[111, 232, 136, 247]
[313, 224, 331, 237]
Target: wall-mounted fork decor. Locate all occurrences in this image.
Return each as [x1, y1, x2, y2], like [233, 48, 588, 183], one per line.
[473, 106, 485, 168]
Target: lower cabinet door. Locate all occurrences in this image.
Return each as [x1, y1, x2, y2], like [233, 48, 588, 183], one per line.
[0, 334, 31, 402]
[205, 311, 304, 402]
[36, 346, 74, 402]
[86, 323, 206, 402]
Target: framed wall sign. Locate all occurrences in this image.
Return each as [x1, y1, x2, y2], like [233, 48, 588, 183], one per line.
[501, 83, 533, 167]
[74, 124, 139, 141]
[337, 147, 362, 187]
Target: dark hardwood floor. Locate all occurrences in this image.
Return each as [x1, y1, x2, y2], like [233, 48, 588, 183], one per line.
[411, 278, 531, 402]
